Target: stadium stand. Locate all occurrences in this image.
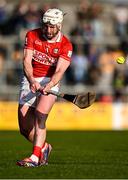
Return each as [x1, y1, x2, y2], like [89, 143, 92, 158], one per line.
[0, 0, 128, 102]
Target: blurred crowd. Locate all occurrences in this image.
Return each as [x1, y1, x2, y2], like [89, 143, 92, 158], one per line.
[0, 0, 128, 102]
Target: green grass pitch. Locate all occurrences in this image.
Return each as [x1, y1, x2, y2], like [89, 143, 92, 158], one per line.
[0, 130, 128, 179]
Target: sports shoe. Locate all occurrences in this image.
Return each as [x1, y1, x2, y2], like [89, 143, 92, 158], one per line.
[39, 143, 52, 166]
[16, 157, 39, 167]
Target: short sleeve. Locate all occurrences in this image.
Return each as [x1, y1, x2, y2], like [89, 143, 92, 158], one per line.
[24, 31, 34, 50]
[60, 40, 73, 61]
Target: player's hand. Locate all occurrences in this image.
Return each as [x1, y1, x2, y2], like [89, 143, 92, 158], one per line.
[40, 82, 54, 95]
[30, 80, 41, 93]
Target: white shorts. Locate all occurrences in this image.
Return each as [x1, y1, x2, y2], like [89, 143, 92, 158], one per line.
[19, 75, 59, 107]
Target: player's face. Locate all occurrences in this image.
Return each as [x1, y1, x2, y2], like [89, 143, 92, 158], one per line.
[42, 23, 60, 40]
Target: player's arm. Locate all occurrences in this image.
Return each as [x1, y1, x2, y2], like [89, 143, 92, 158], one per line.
[51, 57, 70, 85]
[42, 57, 70, 94]
[23, 49, 40, 92]
[23, 49, 34, 83]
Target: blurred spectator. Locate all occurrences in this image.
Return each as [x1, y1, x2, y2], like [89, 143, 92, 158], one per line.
[0, 0, 28, 35]
[0, 1, 40, 36]
[0, 52, 4, 75]
[113, 4, 128, 39]
[0, 0, 7, 25]
[22, 2, 40, 29]
[97, 46, 127, 97]
[76, 0, 91, 22]
[119, 39, 128, 56]
[40, 2, 59, 15]
[88, 44, 101, 66]
[112, 69, 126, 102]
[70, 1, 105, 56]
[70, 21, 93, 56]
[0, 53, 4, 73]
[70, 45, 89, 84]
[0, 53, 5, 84]
[86, 64, 100, 85]
[64, 66, 74, 85]
[112, 50, 128, 102]
[97, 46, 116, 92]
[16, 2, 40, 45]
[90, 2, 104, 40]
[6, 44, 23, 85]
[69, 0, 92, 56]
[0, 45, 7, 83]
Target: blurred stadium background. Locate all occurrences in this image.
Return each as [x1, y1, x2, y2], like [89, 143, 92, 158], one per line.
[1, 0, 128, 179]
[0, 0, 128, 130]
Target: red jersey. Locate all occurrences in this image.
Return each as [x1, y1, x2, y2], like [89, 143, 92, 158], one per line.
[24, 28, 73, 77]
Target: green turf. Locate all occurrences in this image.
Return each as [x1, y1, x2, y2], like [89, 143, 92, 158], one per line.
[0, 130, 128, 179]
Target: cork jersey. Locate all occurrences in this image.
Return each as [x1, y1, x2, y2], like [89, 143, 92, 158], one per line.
[24, 28, 73, 77]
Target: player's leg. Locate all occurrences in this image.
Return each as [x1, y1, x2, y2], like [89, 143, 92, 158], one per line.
[17, 103, 38, 167]
[18, 104, 35, 142]
[30, 94, 57, 165]
[17, 75, 37, 142]
[17, 94, 56, 167]
[17, 75, 39, 166]
[17, 76, 58, 167]
[17, 102, 50, 167]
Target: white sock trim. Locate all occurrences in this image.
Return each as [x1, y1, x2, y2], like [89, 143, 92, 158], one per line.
[30, 154, 39, 163]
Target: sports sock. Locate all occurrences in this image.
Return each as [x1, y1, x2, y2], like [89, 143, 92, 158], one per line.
[30, 154, 39, 163]
[30, 146, 41, 163]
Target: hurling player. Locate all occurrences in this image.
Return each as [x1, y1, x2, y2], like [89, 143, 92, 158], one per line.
[17, 8, 73, 167]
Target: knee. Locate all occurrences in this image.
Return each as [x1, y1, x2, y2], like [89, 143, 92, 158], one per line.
[35, 110, 48, 129]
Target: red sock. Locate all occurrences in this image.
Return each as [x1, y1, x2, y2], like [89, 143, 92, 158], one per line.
[33, 146, 41, 158]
